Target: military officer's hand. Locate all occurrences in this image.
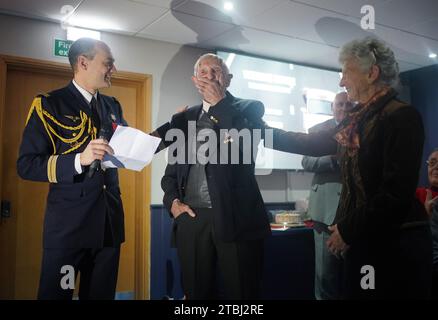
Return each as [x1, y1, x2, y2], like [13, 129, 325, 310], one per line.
[171, 199, 196, 219]
[176, 105, 188, 113]
[80, 138, 114, 166]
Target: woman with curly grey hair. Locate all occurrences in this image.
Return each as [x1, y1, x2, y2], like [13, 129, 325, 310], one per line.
[263, 37, 433, 299]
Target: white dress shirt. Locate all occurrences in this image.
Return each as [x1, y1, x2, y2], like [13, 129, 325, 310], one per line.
[72, 80, 98, 174]
[202, 100, 211, 113]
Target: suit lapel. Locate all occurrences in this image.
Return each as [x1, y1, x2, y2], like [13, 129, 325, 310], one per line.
[186, 104, 202, 122]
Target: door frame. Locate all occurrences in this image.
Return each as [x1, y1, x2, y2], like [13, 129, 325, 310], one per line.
[0, 55, 152, 299]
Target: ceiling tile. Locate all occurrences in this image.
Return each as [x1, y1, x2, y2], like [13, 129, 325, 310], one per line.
[172, 0, 287, 24]
[203, 23, 434, 72]
[290, 0, 438, 42]
[129, 0, 186, 8]
[374, 0, 438, 30]
[0, 0, 436, 72]
[202, 26, 342, 70]
[0, 0, 82, 21]
[407, 18, 438, 41]
[137, 10, 235, 44]
[314, 15, 381, 47]
[290, 0, 388, 18]
[68, 0, 167, 33]
[371, 23, 438, 67]
[244, 1, 352, 45]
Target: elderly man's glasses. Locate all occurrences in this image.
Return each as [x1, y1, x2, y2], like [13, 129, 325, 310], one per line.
[427, 159, 438, 168]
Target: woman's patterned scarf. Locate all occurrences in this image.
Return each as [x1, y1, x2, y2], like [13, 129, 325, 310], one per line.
[335, 86, 391, 156]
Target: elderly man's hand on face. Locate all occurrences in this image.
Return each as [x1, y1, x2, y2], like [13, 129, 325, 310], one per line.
[192, 76, 226, 106]
[327, 224, 349, 258]
[192, 55, 232, 106]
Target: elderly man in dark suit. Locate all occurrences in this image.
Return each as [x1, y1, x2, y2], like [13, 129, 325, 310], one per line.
[161, 53, 270, 300]
[17, 38, 127, 299]
[301, 92, 353, 300]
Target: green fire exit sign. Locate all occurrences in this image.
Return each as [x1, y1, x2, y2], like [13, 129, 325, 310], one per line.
[54, 39, 73, 57]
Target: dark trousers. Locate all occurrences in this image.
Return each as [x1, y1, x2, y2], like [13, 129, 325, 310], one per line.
[174, 208, 264, 300]
[38, 247, 120, 300]
[342, 226, 432, 299]
[432, 264, 438, 300]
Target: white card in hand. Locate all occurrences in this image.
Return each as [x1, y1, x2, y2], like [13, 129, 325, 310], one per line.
[102, 125, 161, 171]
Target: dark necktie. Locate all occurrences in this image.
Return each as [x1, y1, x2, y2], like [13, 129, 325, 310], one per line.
[90, 96, 101, 133]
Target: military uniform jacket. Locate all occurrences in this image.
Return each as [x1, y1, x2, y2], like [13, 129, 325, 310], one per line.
[17, 81, 127, 249]
[161, 92, 271, 242]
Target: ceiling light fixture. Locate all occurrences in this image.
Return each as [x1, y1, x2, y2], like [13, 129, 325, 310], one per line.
[224, 2, 234, 11]
[429, 53, 437, 59]
[67, 26, 101, 41]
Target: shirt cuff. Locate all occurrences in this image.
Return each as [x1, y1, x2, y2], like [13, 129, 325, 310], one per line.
[74, 153, 82, 174]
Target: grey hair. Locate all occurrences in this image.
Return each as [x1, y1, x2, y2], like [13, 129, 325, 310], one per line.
[193, 53, 230, 77]
[339, 37, 399, 87]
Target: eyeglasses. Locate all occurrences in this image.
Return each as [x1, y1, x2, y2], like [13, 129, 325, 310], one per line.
[427, 159, 438, 168]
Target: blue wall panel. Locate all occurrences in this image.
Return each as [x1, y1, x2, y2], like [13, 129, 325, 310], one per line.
[150, 204, 315, 300]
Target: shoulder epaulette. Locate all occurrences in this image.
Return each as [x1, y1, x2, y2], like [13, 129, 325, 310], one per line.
[24, 95, 95, 156]
[37, 92, 50, 98]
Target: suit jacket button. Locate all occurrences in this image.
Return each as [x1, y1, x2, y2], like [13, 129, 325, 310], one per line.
[103, 184, 106, 190]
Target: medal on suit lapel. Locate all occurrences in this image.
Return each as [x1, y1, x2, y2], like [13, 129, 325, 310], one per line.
[223, 133, 233, 144]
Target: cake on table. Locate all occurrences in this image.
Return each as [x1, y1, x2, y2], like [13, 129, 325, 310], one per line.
[274, 212, 301, 224]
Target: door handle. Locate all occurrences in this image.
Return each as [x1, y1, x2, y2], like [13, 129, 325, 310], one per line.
[1, 200, 11, 218]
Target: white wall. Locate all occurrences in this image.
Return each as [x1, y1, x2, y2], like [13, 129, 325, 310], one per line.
[0, 14, 311, 205]
[256, 170, 312, 204]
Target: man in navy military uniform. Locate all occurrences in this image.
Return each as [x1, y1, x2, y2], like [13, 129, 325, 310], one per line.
[17, 38, 128, 299]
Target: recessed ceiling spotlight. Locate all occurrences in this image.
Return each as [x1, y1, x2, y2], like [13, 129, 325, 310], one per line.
[224, 2, 234, 11]
[429, 53, 437, 59]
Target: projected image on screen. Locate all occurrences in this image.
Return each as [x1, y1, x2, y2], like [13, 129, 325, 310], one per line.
[217, 51, 342, 170]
